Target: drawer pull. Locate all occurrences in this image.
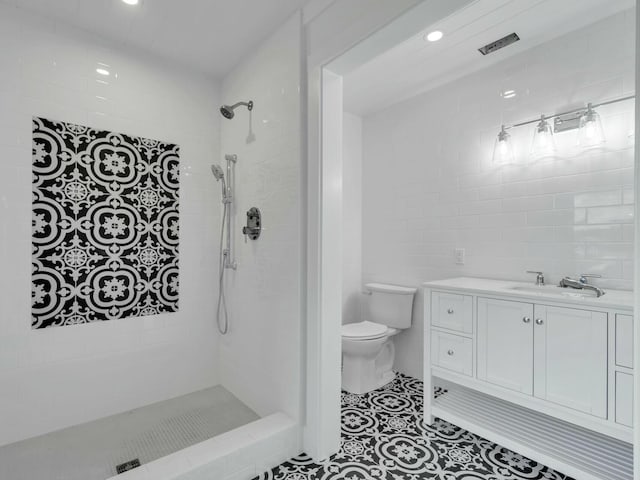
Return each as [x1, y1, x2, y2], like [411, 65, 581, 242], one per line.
[447, 349, 454, 356]
[523, 317, 531, 323]
[535, 318, 544, 325]
[447, 308, 454, 314]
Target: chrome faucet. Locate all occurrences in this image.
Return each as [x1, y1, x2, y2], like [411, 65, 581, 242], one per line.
[526, 270, 545, 286]
[558, 274, 605, 297]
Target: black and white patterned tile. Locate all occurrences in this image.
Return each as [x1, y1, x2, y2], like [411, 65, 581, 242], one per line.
[255, 374, 574, 480]
[32, 117, 180, 329]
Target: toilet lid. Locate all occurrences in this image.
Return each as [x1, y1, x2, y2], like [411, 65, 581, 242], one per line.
[342, 321, 388, 340]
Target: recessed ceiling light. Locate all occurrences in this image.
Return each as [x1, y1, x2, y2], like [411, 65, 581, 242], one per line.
[96, 68, 110, 76]
[501, 89, 516, 99]
[122, 0, 138, 5]
[426, 30, 443, 42]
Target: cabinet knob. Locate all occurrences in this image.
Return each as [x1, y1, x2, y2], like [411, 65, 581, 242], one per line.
[447, 308, 454, 314]
[447, 349, 454, 356]
[523, 317, 531, 323]
[535, 318, 544, 325]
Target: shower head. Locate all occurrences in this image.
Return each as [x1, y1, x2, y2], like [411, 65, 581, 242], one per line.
[220, 100, 253, 119]
[210, 164, 225, 181]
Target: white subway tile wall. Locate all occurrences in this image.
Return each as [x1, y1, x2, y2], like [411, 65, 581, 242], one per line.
[0, 4, 221, 445]
[342, 113, 363, 324]
[360, 10, 635, 379]
[218, 13, 303, 423]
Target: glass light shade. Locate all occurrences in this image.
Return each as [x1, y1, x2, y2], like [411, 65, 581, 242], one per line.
[493, 126, 516, 165]
[530, 115, 555, 159]
[577, 104, 605, 148]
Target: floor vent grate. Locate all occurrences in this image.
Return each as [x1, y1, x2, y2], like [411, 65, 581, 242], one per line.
[116, 459, 141, 475]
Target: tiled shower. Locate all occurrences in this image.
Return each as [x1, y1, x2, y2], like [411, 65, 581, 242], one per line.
[0, 2, 303, 479]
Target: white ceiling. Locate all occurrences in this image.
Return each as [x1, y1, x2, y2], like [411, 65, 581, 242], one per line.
[0, 0, 312, 78]
[342, 0, 635, 116]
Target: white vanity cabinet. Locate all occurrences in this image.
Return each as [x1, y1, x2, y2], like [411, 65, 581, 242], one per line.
[477, 297, 534, 394]
[424, 277, 634, 480]
[533, 305, 607, 418]
[476, 298, 608, 416]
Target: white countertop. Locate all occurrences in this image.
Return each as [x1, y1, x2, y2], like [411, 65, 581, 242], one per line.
[423, 277, 634, 311]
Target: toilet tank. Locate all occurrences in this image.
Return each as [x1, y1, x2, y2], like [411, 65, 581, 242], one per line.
[365, 283, 416, 329]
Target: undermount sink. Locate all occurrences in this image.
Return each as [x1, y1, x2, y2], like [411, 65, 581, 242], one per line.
[508, 285, 597, 298]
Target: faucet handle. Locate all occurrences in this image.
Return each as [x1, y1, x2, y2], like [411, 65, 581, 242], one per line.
[579, 274, 601, 284]
[526, 271, 545, 286]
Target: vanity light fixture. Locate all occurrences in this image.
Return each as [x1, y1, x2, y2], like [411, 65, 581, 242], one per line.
[491, 94, 634, 164]
[426, 30, 443, 42]
[96, 68, 110, 76]
[501, 89, 517, 99]
[530, 114, 555, 159]
[577, 103, 605, 148]
[492, 125, 516, 165]
[122, 0, 139, 5]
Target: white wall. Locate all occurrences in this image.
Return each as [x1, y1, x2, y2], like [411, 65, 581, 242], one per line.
[218, 13, 302, 422]
[0, 4, 221, 446]
[361, 11, 636, 380]
[303, 0, 423, 459]
[342, 113, 363, 324]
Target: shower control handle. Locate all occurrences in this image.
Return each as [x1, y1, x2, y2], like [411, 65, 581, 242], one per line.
[243, 207, 262, 241]
[447, 308, 454, 314]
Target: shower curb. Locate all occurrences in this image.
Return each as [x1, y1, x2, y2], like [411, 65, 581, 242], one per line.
[107, 413, 299, 480]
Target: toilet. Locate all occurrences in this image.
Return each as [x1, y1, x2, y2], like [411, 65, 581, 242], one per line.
[341, 283, 416, 394]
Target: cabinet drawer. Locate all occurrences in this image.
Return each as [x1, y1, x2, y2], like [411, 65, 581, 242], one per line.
[616, 314, 634, 369]
[615, 372, 634, 427]
[431, 291, 473, 334]
[431, 331, 472, 376]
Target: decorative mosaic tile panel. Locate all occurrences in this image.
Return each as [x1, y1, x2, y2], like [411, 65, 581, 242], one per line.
[31, 117, 179, 329]
[255, 374, 574, 480]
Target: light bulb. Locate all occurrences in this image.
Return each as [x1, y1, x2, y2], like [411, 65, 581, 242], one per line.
[577, 103, 605, 149]
[530, 115, 555, 160]
[426, 30, 443, 42]
[493, 126, 516, 165]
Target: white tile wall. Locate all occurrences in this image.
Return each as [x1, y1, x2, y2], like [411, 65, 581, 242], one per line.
[342, 113, 363, 324]
[0, 4, 221, 445]
[360, 10, 636, 380]
[218, 13, 303, 422]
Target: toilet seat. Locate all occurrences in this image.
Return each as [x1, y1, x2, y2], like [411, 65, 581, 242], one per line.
[341, 321, 388, 341]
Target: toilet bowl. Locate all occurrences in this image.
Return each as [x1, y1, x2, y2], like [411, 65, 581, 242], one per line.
[341, 321, 399, 394]
[341, 283, 416, 394]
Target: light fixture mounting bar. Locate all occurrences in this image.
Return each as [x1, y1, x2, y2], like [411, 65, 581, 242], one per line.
[554, 112, 582, 133]
[504, 94, 635, 132]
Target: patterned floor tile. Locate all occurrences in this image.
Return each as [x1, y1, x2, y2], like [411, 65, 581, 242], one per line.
[254, 374, 574, 480]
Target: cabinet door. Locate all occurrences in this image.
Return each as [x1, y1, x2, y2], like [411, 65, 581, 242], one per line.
[533, 305, 607, 418]
[477, 297, 534, 395]
[615, 314, 634, 368]
[615, 372, 634, 427]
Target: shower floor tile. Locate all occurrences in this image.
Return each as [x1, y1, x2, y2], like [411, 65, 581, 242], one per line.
[255, 373, 574, 480]
[0, 385, 258, 480]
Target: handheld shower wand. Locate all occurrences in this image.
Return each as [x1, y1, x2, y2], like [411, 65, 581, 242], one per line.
[210, 164, 226, 200]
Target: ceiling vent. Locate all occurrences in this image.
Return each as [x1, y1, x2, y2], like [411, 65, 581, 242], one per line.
[478, 33, 520, 55]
